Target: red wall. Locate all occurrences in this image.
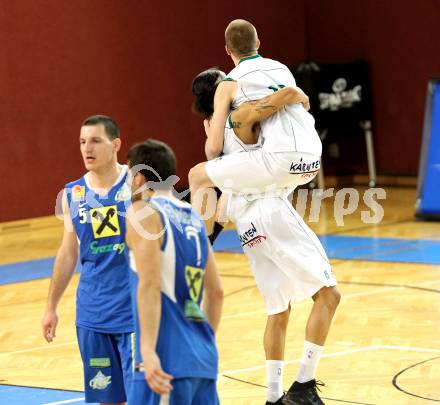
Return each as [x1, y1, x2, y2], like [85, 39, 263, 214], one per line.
[0, 1, 306, 222]
[305, 0, 440, 175]
[2, 1, 438, 221]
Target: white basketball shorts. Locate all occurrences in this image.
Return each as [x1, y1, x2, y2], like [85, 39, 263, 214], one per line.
[228, 194, 337, 315]
[205, 150, 320, 194]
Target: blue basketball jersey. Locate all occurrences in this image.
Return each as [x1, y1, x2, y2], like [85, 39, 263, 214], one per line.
[130, 195, 218, 380]
[66, 165, 133, 334]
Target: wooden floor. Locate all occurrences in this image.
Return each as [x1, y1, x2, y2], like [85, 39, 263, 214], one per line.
[0, 187, 439, 404]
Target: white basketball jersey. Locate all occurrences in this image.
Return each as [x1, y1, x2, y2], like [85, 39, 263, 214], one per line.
[225, 55, 322, 155]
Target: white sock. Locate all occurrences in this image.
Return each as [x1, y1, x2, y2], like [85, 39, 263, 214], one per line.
[296, 341, 324, 383]
[266, 360, 284, 402]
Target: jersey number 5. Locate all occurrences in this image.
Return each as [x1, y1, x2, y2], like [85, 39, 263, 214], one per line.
[79, 207, 87, 224]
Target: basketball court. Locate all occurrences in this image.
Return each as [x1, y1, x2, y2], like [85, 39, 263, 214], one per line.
[1, 2, 440, 404]
[1, 187, 439, 404]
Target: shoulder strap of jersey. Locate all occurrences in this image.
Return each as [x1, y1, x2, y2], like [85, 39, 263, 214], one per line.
[147, 198, 169, 251]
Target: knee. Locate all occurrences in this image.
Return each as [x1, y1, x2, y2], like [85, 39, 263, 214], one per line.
[268, 308, 290, 329]
[188, 166, 198, 187]
[326, 287, 341, 311]
[330, 287, 341, 309]
[316, 286, 341, 311]
[188, 163, 205, 188]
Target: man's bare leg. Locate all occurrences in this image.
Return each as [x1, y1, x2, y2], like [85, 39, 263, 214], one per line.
[207, 193, 230, 246]
[297, 286, 340, 384]
[306, 286, 341, 346]
[284, 286, 341, 404]
[264, 308, 290, 403]
[189, 162, 219, 232]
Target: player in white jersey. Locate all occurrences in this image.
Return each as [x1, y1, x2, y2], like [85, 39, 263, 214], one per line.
[192, 67, 340, 405]
[190, 67, 310, 236]
[189, 20, 322, 214]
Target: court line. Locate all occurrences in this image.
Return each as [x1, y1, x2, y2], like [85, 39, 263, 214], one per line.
[340, 286, 400, 298]
[219, 346, 376, 375]
[222, 308, 265, 320]
[379, 345, 440, 353]
[404, 285, 440, 294]
[323, 236, 415, 255]
[219, 344, 440, 376]
[219, 272, 253, 279]
[42, 398, 85, 405]
[0, 341, 76, 356]
[0, 223, 31, 231]
[0, 383, 82, 393]
[222, 278, 440, 319]
[12, 345, 440, 405]
[221, 375, 376, 405]
[392, 356, 440, 402]
[224, 284, 256, 298]
[328, 218, 414, 236]
[216, 229, 440, 266]
[221, 285, 403, 320]
[346, 241, 440, 264]
[5, 283, 413, 357]
[338, 278, 440, 288]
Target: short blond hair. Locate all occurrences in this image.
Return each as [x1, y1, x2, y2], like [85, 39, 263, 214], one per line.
[225, 19, 258, 58]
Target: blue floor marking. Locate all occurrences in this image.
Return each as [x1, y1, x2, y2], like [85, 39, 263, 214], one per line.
[321, 235, 440, 264]
[212, 230, 243, 253]
[213, 231, 440, 265]
[0, 384, 93, 405]
[0, 258, 80, 285]
[1, 233, 439, 402]
[1, 233, 440, 286]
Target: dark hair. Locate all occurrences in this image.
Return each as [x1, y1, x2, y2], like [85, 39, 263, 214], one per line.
[225, 19, 258, 58]
[127, 139, 177, 189]
[82, 115, 120, 140]
[191, 68, 225, 119]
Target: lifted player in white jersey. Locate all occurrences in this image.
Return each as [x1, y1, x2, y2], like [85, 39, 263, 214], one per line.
[189, 19, 322, 216]
[191, 67, 310, 236]
[192, 69, 341, 405]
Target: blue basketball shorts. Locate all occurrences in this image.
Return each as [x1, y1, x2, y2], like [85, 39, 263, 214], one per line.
[129, 376, 219, 405]
[76, 327, 133, 403]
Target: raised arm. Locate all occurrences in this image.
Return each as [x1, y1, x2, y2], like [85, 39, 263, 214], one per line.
[204, 80, 237, 160]
[126, 201, 173, 395]
[42, 190, 79, 342]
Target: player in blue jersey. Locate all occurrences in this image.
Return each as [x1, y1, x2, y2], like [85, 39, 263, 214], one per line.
[125, 139, 223, 405]
[42, 115, 133, 405]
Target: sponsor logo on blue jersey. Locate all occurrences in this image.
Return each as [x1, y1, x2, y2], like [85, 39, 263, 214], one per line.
[89, 241, 125, 255]
[115, 183, 131, 202]
[184, 265, 205, 321]
[72, 185, 86, 201]
[90, 205, 121, 238]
